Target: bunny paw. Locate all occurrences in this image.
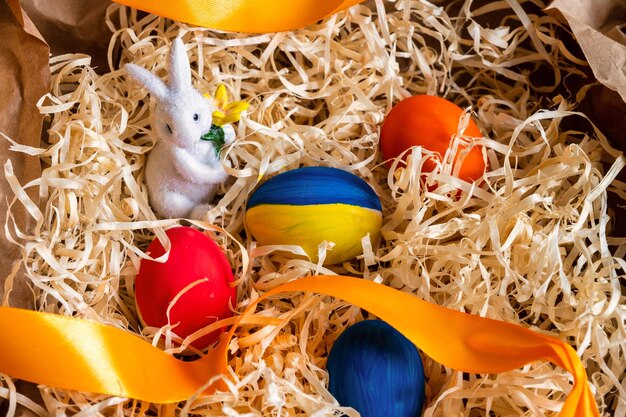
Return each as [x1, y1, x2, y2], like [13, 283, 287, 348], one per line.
[189, 204, 214, 220]
[222, 124, 236, 145]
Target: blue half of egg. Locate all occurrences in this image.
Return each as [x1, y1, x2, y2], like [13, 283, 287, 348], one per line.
[327, 320, 426, 417]
[245, 166, 382, 265]
[247, 166, 382, 211]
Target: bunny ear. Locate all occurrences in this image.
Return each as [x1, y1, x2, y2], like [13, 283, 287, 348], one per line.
[125, 63, 168, 101]
[168, 37, 192, 92]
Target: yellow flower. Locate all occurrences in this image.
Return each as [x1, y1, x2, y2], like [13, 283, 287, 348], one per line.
[204, 84, 249, 126]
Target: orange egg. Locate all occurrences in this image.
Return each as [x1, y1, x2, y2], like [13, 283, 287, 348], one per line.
[380, 95, 485, 183]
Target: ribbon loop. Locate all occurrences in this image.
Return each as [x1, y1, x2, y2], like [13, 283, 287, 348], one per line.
[0, 275, 599, 416]
[111, 0, 363, 33]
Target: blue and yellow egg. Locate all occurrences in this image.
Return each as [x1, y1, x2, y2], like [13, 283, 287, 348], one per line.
[245, 166, 382, 265]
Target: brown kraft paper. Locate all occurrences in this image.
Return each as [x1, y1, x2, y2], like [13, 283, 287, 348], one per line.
[0, 1, 49, 414]
[548, 0, 626, 102]
[0, 0, 49, 310]
[20, 0, 113, 72]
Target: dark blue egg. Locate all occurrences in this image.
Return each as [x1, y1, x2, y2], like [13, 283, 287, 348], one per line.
[327, 320, 426, 417]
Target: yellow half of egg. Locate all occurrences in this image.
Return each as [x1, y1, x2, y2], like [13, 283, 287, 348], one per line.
[245, 203, 382, 265]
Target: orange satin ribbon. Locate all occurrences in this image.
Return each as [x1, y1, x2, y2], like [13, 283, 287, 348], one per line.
[110, 0, 364, 33]
[0, 275, 598, 416]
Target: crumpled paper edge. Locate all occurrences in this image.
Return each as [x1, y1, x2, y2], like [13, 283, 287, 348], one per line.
[547, 0, 626, 102]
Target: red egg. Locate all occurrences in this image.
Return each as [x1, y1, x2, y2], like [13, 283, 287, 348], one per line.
[135, 226, 236, 350]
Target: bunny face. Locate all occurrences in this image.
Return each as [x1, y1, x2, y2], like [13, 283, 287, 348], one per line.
[151, 88, 214, 149]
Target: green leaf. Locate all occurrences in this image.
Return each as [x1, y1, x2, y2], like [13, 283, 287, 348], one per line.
[201, 125, 226, 156]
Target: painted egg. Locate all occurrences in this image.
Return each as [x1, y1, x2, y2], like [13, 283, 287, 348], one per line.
[135, 226, 236, 350]
[327, 320, 426, 417]
[380, 95, 485, 183]
[245, 166, 382, 265]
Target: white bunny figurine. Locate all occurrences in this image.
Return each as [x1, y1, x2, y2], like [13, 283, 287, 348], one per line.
[125, 37, 235, 219]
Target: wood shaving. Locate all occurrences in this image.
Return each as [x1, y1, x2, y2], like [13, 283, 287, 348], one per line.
[1, 0, 625, 416]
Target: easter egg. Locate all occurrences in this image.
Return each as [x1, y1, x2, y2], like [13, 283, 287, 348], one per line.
[380, 95, 485, 183]
[245, 166, 382, 265]
[135, 226, 236, 350]
[327, 320, 426, 417]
